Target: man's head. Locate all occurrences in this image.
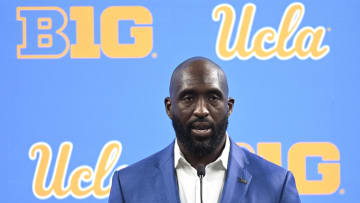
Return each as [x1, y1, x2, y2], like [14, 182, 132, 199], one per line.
[165, 57, 234, 160]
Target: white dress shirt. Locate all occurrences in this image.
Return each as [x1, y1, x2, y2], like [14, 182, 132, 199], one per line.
[174, 135, 230, 203]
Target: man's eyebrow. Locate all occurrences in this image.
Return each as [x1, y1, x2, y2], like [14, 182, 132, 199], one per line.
[177, 89, 196, 97]
[207, 89, 224, 97]
[177, 88, 224, 97]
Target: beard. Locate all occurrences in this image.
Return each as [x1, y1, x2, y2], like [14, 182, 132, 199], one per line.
[172, 115, 228, 158]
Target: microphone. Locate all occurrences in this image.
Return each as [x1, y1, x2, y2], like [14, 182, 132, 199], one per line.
[197, 165, 206, 203]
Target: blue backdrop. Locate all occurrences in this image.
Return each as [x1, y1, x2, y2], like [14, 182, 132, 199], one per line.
[2, 0, 359, 202]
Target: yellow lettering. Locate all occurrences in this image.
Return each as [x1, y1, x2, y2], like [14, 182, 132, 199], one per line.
[212, 3, 329, 60]
[236, 142, 255, 153]
[69, 167, 94, 197]
[52, 143, 72, 196]
[257, 142, 282, 166]
[70, 7, 100, 58]
[276, 3, 303, 58]
[294, 27, 329, 59]
[100, 6, 153, 58]
[252, 28, 277, 59]
[29, 142, 52, 199]
[16, 7, 69, 59]
[288, 142, 340, 194]
[93, 141, 122, 197]
[29, 141, 122, 199]
[212, 4, 254, 60]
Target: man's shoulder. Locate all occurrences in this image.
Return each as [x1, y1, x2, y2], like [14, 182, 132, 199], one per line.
[230, 141, 300, 202]
[232, 143, 293, 193]
[109, 142, 176, 201]
[116, 141, 174, 179]
[231, 142, 288, 178]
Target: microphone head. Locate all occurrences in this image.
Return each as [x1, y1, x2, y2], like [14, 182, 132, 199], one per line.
[197, 165, 206, 177]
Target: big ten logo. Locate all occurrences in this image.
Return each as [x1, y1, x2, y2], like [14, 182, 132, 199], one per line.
[237, 142, 341, 195]
[212, 2, 330, 60]
[16, 6, 153, 59]
[29, 141, 126, 199]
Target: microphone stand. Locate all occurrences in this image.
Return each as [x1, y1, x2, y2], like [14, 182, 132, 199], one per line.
[197, 165, 206, 203]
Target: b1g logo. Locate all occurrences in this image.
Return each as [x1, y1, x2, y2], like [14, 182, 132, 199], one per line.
[16, 6, 153, 59]
[212, 2, 330, 60]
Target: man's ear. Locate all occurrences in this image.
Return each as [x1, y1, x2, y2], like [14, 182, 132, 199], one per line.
[227, 97, 235, 117]
[164, 97, 173, 119]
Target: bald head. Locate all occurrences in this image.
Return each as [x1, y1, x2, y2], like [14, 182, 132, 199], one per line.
[169, 57, 229, 98]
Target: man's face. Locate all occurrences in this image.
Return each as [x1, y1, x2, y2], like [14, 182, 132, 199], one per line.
[166, 61, 233, 158]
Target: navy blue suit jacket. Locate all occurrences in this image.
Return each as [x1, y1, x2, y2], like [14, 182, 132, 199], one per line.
[109, 139, 301, 203]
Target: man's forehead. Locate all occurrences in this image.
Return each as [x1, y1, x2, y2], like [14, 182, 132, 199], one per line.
[176, 69, 222, 89]
[184, 64, 219, 79]
[171, 63, 228, 96]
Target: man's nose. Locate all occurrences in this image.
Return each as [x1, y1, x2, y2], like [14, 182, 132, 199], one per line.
[193, 98, 209, 118]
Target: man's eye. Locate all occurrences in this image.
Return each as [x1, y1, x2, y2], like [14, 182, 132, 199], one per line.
[208, 95, 220, 101]
[183, 96, 193, 102]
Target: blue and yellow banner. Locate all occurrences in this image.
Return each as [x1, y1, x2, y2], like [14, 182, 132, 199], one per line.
[2, 0, 359, 202]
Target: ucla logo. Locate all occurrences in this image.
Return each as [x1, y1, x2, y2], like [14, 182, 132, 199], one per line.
[29, 141, 126, 199]
[212, 2, 330, 60]
[17, 6, 153, 59]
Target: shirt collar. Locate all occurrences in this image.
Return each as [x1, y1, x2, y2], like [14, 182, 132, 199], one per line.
[174, 133, 230, 170]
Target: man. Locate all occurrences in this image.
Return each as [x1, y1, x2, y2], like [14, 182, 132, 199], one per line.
[109, 57, 301, 203]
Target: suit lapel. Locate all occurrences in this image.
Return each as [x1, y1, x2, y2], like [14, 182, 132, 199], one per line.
[151, 139, 252, 203]
[153, 141, 181, 203]
[220, 140, 252, 203]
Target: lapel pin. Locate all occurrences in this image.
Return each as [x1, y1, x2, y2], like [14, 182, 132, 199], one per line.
[238, 178, 248, 184]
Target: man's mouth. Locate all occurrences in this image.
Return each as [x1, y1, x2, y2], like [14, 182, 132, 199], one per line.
[191, 122, 212, 137]
[191, 128, 212, 136]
